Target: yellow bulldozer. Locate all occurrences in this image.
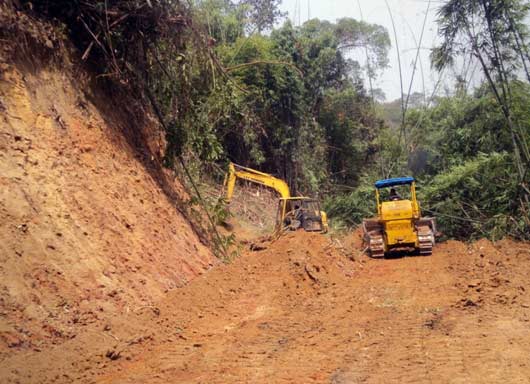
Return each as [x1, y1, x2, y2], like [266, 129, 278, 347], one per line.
[224, 162, 328, 233]
[363, 177, 436, 257]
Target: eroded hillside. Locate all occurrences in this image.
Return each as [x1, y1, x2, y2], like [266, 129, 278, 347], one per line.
[0, 58, 216, 358]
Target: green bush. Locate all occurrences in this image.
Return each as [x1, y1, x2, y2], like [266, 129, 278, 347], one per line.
[324, 181, 376, 228]
[421, 153, 528, 240]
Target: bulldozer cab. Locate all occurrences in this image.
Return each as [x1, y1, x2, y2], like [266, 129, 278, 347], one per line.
[276, 198, 326, 232]
[375, 177, 420, 220]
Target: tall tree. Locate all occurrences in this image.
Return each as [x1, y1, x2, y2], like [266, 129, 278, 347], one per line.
[432, 0, 530, 180]
[214, 17, 390, 193]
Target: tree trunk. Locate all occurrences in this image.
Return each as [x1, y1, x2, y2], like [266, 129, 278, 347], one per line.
[463, 14, 526, 180]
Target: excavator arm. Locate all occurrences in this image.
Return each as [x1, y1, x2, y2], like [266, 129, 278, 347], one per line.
[224, 162, 291, 202]
[223, 162, 327, 234]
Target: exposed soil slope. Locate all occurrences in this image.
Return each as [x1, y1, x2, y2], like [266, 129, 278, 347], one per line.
[0, 61, 216, 362]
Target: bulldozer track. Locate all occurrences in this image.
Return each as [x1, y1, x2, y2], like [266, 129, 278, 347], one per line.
[418, 241, 433, 256]
[367, 232, 385, 258]
[417, 225, 435, 256]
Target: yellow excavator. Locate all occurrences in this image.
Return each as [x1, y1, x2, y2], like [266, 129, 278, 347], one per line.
[224, 162, 328, 233]
[363, 177, 436, 257]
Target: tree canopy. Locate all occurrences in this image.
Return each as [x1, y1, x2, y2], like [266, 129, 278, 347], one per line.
[13, 0, 530, 241]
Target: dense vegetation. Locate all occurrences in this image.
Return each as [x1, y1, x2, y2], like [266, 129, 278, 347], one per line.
[329, 0, 530, 240]
[329, 84, 530, 239]
[6, 0, 529, 241]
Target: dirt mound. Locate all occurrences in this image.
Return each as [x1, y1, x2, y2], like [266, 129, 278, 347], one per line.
[89, 235, 530, 384]
[96, 236, 530, 383]
[0, 57, 216, 362]
[3, 212, 530, 383]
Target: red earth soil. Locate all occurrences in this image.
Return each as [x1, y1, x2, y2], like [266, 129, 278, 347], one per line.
[3, 229, 530, 383]
[95, 233, 530, 384]
[0, 60, 216, 377]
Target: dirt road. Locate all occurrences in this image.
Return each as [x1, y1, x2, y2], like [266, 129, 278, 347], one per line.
[2, 230, 530, 383]
[83, 232, 530, 384]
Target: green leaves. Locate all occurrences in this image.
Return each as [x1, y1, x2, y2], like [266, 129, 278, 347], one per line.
[323, 180, 376, 227]
[421, 152, 526, 240]
[207, 15, 390, 193]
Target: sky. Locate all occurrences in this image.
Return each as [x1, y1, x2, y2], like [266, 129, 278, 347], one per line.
[278, 0, 449, 101]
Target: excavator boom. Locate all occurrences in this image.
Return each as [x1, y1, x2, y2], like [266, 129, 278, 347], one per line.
[223, 162, 328, 233]
[225, 163, 291, 202]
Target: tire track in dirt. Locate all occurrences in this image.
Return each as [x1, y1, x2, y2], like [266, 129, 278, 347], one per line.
[95, 236, 530, 384]
[339, 254, 458, 384]
[4, 232, 530, 383]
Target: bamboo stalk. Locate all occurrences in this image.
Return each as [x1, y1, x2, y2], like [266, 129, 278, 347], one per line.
[384, 0, 405, 140]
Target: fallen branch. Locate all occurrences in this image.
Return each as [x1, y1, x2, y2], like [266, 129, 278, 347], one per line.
[79, 17, 109, 57]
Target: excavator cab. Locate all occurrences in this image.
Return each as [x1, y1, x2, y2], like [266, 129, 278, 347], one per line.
[277, 198, 328, 232]
[363, 177, 436, 257]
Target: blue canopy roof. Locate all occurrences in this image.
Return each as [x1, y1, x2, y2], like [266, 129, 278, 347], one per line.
[375, 177, 415, 189]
